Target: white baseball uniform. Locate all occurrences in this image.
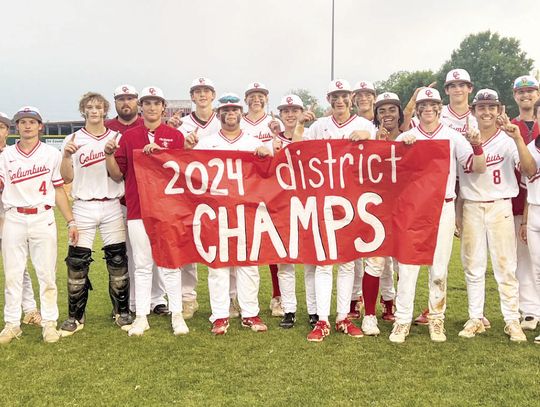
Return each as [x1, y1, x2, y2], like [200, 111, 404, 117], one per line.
[195, 130, 264, 321]
[459, 130, 522, 323]
[240, 114, 284, 150]
[0, 141, 63, 326]
[394, 123, 474, 324]
[179, 111, 221, 141]
[440, 105, 478, 135]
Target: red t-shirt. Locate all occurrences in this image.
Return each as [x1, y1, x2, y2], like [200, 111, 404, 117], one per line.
[105, 116, 144, 133]
[511, 118, 539, 216]
[115, 123, 185, 220]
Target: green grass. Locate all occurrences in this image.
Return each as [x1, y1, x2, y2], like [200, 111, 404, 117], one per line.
[1, 210, 539, 406]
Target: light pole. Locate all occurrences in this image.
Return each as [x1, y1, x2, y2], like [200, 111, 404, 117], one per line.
[331, 0, 335, 80]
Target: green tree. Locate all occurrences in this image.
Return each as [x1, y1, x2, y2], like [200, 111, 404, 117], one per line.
[436, 31, 534, 118]
[287, 88, 325, 118]
[375, 70, 436, 106]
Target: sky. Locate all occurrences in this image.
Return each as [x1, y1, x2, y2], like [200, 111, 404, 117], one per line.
[1, 0, 539, 121]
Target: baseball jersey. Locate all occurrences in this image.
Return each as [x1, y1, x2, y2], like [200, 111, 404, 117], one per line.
[523, 139, 540, 205]
[61, 128, 125, 201]
[397, 123, 473, 199]
[440, 105, 477, 136]
[115, 124, 185, 220]
[276, 132, 294, 149]
[305, 114, 376, 140]
[105, 116, 144, 133]
[195, 130, 263, 152]
[0, 141, 63, 210]
[178, 111, 221, 140]
[458, 129, 520, 201]
[240, 114, 284, 149]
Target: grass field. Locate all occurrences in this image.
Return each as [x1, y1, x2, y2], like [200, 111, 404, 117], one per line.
[0, 211, 539, 407]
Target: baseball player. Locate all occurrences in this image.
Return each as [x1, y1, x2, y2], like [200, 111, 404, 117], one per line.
[240, 82, 284, 317]
[106, 85, 170, 317]
[169, 77, 221, 320]
[271, 94, 317, 329]
[58, 92, 131, 337]
[0, 106, 78, 344]
[104, 86, 196, 336]
[511, 75, 540, 331]
[457, 89, 535, 342]
[302, 79, 375, 342]
[390, 88, 486, 343]
[194, 93, 271, 335]
[0, 112, 42, 327]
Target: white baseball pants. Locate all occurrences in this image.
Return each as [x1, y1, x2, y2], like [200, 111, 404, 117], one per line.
[352, 258, 364, 298]
[525, 205, 540, 318]
[277, 264, 296, 313]
[304, 265, 317, 315]
[208, 265, 260, 322]
[72, 199, 125, 249]
[515, 214, 540, 318]
[2, 209, 58, 326]
[461, 199, 520, 323]
[181, 263, 198, 302]
[356, 257, 395, 300]
[127, 219, 182, 316]
[315, 261, 355, 321]
[395, 200, 455, 324]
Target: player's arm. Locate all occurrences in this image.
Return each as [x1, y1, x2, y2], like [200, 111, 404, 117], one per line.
[464, 126, 486, 174]
[104, 135, 123, 182]
[400, 82, 436, 132]
[60, 133, 78, 184]
[520, 202, 529, 244]
[55, 185, 78, 246]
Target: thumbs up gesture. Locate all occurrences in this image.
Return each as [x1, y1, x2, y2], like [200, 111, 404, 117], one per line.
[63, 133, 79, 158]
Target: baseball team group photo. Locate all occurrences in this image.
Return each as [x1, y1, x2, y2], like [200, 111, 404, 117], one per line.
[2, 1, 540, 406]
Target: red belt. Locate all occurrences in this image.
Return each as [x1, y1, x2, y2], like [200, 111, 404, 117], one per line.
[16, 205, 51, 215]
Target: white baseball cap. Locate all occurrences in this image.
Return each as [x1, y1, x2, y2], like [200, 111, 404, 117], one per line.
[13, 106, 43, 123]
[0, 112, 11, 127]
[513, 75, 539, 91]
[374, 92, 401, 109]
[327, 79, 352, 95]
[277, 94, 304, 110]
[114, 84, 138, 99]
[444, 69, 472, 87]
[139, 86, 165, 102]
[245, 82, 269, 96]
[352, 80, 376, 95]
[217, 93, 243, 110]
[190, 77, 215, 93]
[416, 88, 441, 103]
[472, 89, 500, 106]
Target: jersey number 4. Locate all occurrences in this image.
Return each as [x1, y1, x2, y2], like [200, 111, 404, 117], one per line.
[39, 181, 47, 195]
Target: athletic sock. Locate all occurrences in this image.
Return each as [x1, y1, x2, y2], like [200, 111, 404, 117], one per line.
[362, 273, 380, 316]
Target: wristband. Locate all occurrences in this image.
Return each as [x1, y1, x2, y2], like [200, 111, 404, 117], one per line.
[471, 144, 483, 155]
[105, 150, 114, 156]
[67, 220, 76, 228]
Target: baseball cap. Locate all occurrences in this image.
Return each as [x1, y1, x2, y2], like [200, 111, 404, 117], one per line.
[245, 82, 269, 96]
[113, 84, 138, 99]
[217, 93, 243, 110]
[13, 106, 43, 123]
[444, 69, 473, 87]
[513, 75, 539, 91]
[416, 88, 441, 103]
[352, 80, 376, 95]
[0, 112, 11, 127]
[190, 77, 215, 93]
[139, 86, 165, 102]
[327, 79, 352, 95]
[472, 89, 500, 106]
[374, 92, 401, 109]
[277, 94, 304, 110]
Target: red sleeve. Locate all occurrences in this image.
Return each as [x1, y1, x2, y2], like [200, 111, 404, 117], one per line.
[115, 135, 128, 175]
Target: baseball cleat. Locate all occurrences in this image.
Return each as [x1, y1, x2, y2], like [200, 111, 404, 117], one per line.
[520, 316, 539, 331]
[0, 324, 22, 345]
[114, 312, 134, 329]
[335, 318, 364, 338]
[307, 320, 330, 342]
[414, 309, 429, 325]
[504, 321, 527, 342]
[389, 322, 411, 343]
[152, 304, 171, 316]
[59, 318, 84, 337]
[128, 317, 150, 337]
[22, 309, 42, 326]
[380, 299, 395, 322]
[211, 318, 230, 335]
[481, 316, 491, 329]
[172, 313, 189, 335]
[42, 322, 61, 343]
[269, 296, 285, 317]
[458, 318, 486, 338]
[241, 316, 268, 332]
[279, 312, 296, 329]
[428, 318, 446, 342]
[308, 314, 319, 328]
[535, 334, 540, 344]
[347, 310, 361, 320]
[229, 298, 240, 319]
[182, 300, 199, 320]
[361, 315, 380, 336]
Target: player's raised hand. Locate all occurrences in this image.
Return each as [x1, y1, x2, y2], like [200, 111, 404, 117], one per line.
[63, 133, 79, 158]
[254, 146, 271, 158]
[268, 112, 281, 135]
[300, 104, 317, 124]
[104, 132, 120, 155]
[376, 125, 390, 141]
[167, 110, 183, 128]
[496, 106, 520, 140]
[184, 127, 199, 150]
[143, 143, 163, 155]
[465, 118, 481, 146]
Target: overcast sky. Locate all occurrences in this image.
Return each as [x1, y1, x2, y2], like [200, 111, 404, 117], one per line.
[1, 0, 539, 121]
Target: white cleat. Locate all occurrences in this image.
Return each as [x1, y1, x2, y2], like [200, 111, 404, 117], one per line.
[458, 318, 486, 339]
[361, 315, 380, 336]
[520, 316, 539, 331]
[389, 322, 411, 343]
[172, 313, 189, 336]
[504, 320, 527, 342]
[42, 322, 61, 343]
[128, 317, 150, 337]
[0, 323, 22, 345]
[428, 318, 447, 342]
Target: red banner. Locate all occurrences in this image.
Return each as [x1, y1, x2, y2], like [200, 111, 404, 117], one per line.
[133, 140, 450, 269]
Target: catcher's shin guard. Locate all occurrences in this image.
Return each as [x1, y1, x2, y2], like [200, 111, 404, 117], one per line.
[103, 242, 130, 315]
[65, 246, 93, 322]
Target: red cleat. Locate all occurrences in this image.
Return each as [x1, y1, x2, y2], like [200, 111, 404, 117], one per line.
[241, 316, 268, 332]
[307, 320, 330, 342]
[335, 319, 364, 338]
[211, 318, 230, 335]
[381, 298, 395, 322]
[414, 309, 429, 326]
